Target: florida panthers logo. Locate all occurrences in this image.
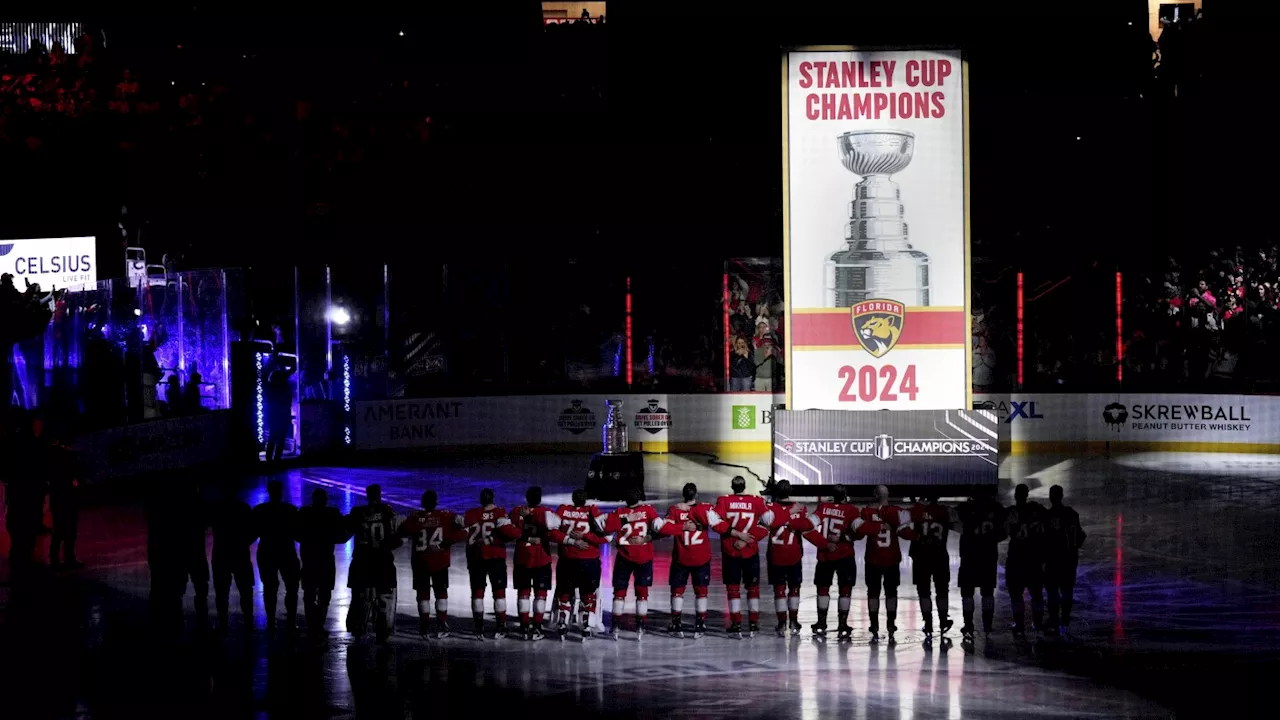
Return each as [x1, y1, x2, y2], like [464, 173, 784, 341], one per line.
[852, 299, 905, 358]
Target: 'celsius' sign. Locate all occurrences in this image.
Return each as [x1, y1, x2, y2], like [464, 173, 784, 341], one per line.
[0, 237, 97, 290]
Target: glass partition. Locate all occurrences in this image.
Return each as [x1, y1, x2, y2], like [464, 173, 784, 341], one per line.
[6, 269, 243, 435]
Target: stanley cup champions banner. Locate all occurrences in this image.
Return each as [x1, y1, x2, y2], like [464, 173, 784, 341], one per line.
[783, 49, 970, 411]
[774, 408, 998, 486]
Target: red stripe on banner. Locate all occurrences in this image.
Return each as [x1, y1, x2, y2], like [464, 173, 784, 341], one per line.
[791, 309, 967, 347]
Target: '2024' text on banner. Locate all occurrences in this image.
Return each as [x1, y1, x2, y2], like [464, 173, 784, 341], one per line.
[783, 49, 969, 412]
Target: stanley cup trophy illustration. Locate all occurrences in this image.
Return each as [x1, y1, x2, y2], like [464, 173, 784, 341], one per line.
[825, 129, 931, 307]
[601, 399, 629, 455]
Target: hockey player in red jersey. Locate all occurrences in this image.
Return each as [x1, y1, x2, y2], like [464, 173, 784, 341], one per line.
[458, 488, 514, 639]
[855, 484, 913, 643]
[762, 480, 815, 637]
[658, 482, 742, 639]
[714, 476, 771, 637]
[802, 485, 863, 640]
[554, 489, 609, 640]
[599, 486, 664, 640]
[908, 491, 960, 641]
[498, 486, 564, 641]
[399, 489, 466, 638]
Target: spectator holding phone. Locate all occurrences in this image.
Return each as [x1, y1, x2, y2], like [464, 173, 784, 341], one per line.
[729, 336, 756, 391]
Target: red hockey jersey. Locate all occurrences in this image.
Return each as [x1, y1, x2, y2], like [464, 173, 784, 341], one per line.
[658, 502, 727, 568]
[714, 494, 771, 559]
[555, 504, 609, 560]
[857, 505, 912, 568]
[458, 505, 512, 562]
[804, 502, 862, 562]
[500, 505, 563, 569]
[763, 501, 814, 567]
[400, 509, 466, 573]
[601, 504, 663, 564]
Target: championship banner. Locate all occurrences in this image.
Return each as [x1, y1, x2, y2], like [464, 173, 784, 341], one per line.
[773, 408, 998, 486]
[782, 48, 970, 411]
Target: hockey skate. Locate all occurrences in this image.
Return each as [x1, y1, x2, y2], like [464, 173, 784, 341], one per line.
[669, 618, 684, 639]
[810, 621, 828, 638]
[727, 621, 743, 639]
[836, 624, 853, 641]
[693, 619, 707, 639]
[790, 619, 802, 637]
[748, 620, 760, 638]
[939, 618, 954, 636]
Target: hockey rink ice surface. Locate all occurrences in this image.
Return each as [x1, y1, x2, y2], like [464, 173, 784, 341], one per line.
[3, 450, 1280, 718]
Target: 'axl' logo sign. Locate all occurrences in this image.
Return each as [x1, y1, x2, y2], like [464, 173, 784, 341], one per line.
[1006, 401, 1044, 423]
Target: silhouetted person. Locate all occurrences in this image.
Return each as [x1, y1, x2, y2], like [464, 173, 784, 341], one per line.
[254, 480, 300, 629]
[184, 363, 204, 411]
[178, 485, 212, 629]
[4, 418, 48, 578]
[346, 484, 401, 642]
[1044, 485, 1086, 634]
[1005, 483, 1046, 635]
[146, 495, 176, 632]
[297, 488, 349, 632]
[47, 432, 83, 569]
[147, 483, 205, 635]
[164, 375, 183, 416]
[212, 490, 257, 630]
[956, 487, 1006, 643]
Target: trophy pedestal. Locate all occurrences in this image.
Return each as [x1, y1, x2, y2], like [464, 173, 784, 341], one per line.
[585, 452, 645, 501]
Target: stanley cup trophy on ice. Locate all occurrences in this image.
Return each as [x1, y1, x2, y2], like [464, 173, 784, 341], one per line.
[825, 129, 931, 308]
[601, 399, 629, 455]
[588, 398, 643, 501]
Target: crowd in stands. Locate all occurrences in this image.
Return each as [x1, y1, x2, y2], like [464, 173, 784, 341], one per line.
[969, 241, 1280, 395]
[727, 266, 783, 393]
[7, 10, 1271, 400]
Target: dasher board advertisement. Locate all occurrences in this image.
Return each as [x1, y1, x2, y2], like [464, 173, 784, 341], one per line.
[782, 48, 970, 411]
[773, 408, 998, 487]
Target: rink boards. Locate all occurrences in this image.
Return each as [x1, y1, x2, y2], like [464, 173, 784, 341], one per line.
[355, 392, 1280, 455]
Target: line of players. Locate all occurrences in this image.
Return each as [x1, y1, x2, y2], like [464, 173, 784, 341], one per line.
[370, 475, 1085, 645]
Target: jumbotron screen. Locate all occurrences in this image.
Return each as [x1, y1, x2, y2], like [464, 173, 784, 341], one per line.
[772, 408, 999, 486]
